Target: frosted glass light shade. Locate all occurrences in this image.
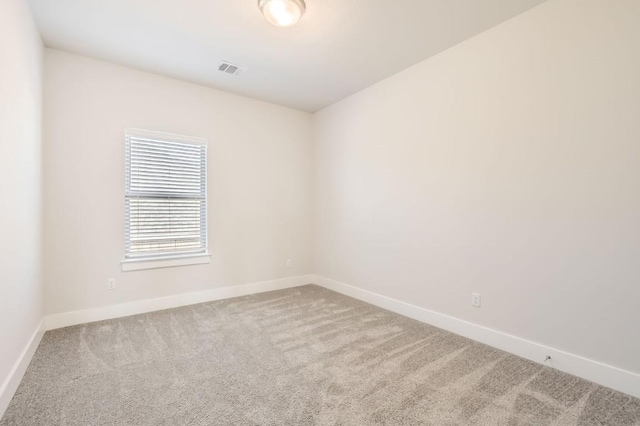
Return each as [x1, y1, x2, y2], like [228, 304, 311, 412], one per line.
[259, 0, 306, 27]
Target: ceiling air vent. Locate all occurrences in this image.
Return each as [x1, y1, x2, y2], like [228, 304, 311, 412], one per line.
[218, 61, 246, 76]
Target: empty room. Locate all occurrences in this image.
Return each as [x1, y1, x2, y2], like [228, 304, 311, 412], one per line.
[1, 0, 639, 424]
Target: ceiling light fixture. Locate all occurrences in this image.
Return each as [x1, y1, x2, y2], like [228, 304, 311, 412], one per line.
[259, 0, 306, 27]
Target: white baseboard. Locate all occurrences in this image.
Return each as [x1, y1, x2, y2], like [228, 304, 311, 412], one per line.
[14, 273, 640, 409]
[313, 275, 640, 399]
[0, 319, 45, 419]
[45, 274, 315, 331]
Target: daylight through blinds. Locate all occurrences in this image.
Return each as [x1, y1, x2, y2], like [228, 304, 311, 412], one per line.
[125, 130, 207, 258]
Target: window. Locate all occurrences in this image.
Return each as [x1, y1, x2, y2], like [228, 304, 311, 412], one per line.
[122, 128, 209, 271]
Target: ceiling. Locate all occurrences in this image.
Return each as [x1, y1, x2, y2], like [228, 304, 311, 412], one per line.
[28, 0, 547, 112]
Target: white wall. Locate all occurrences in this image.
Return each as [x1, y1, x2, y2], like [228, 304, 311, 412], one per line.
[313, 0, 640, 375]
[43, 49, 313, 315]
[0, 0, 43, 396]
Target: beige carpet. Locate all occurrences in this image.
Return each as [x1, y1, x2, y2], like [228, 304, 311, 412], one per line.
[1, 284, 639, 425]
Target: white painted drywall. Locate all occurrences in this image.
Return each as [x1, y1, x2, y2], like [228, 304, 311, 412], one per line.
[28, 0, 546, 112]
[0, 0, 44, 392]
[313, 0, 640, 374]
[43, 49, 313, 315]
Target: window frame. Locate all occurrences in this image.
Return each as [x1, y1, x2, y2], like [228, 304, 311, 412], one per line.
[121, 128, 210, 271]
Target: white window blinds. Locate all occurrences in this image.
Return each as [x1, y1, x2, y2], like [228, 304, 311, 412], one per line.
[125, 129, 207, 259]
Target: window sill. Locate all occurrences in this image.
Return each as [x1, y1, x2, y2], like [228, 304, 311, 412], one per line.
[121, 253, 211, 272]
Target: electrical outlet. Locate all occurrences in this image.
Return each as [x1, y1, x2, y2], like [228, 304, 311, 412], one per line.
[107, 278, 116, 290]
[286, 259, 292, 268]
[471, 293, 481, 308]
